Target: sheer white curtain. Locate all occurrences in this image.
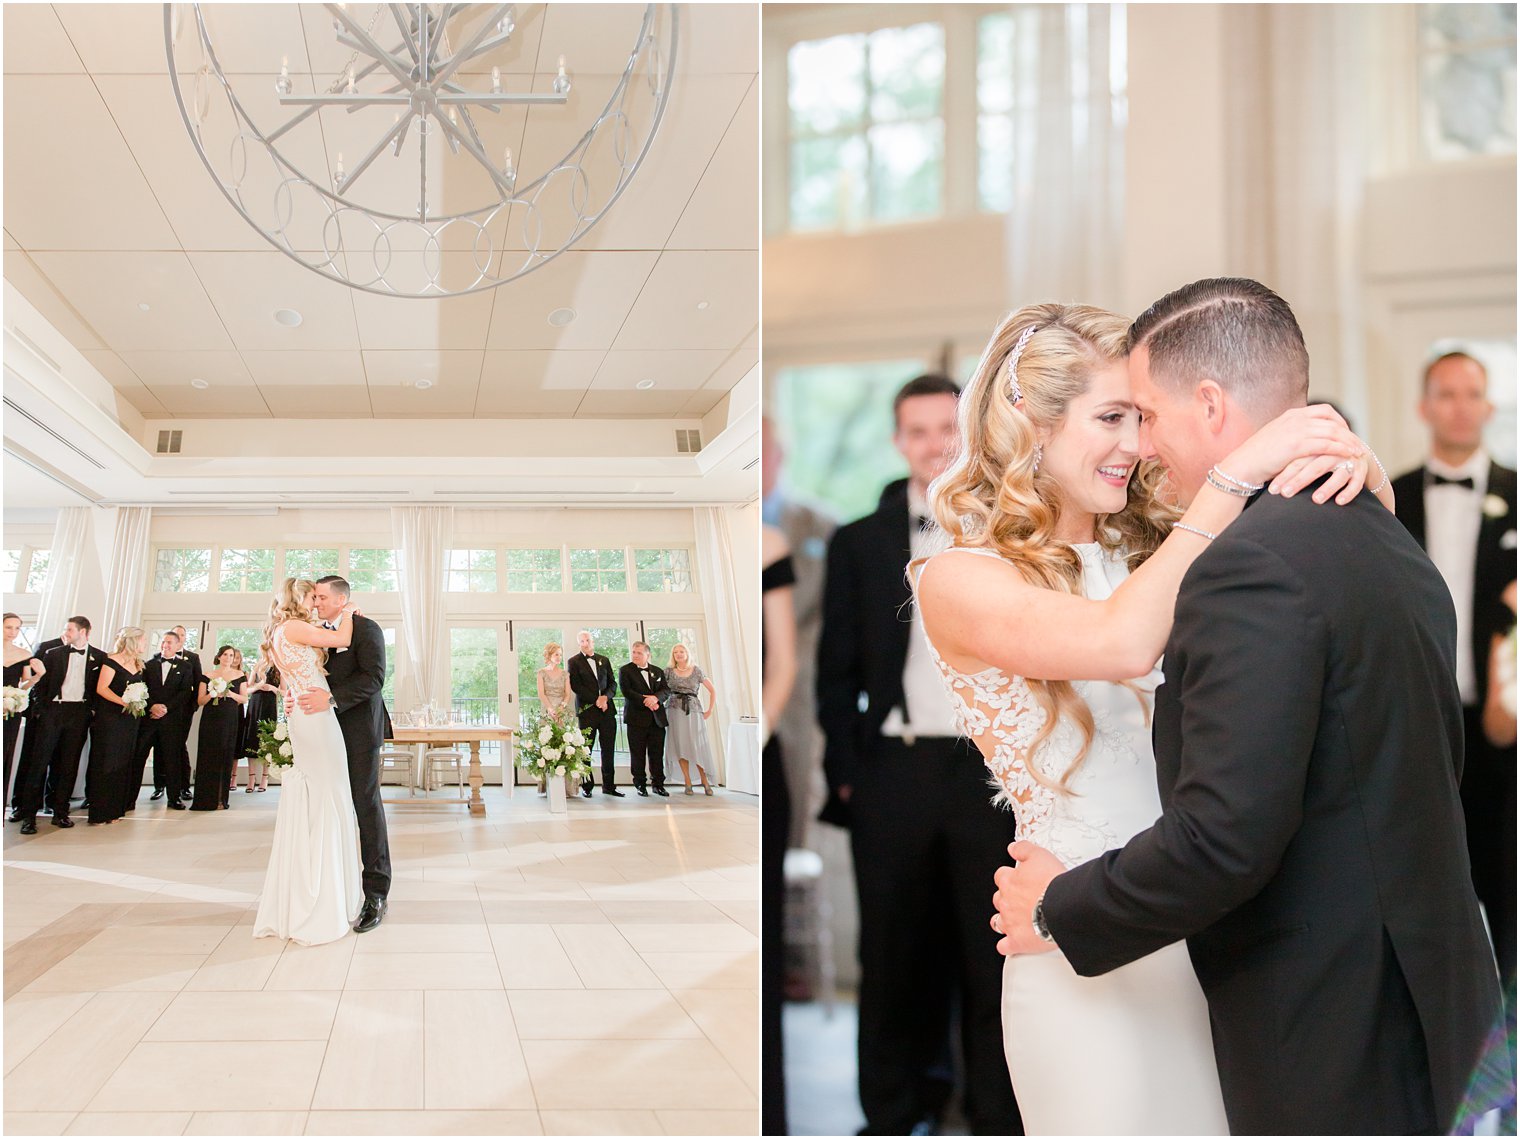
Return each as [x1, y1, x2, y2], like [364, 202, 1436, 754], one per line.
[100, 507, 153, 638]
[694, 507, 756, 746]
[1000, 4, 1125, 307]
[36, 507, 94, 637]
[391, 505, 451, 713]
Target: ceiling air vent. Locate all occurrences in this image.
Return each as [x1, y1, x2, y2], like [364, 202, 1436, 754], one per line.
[155, 430, 183, 455]
[675, 429, 702, 454]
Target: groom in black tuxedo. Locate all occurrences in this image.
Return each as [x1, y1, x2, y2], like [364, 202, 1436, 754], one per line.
[618, 642, 669, 797]
[993, 278, 1506, 1134]
[129, 629, 199, 814]
[292, 576, 393, 933]
[569, 630, 620, 796]
[13, 616, 106, 832]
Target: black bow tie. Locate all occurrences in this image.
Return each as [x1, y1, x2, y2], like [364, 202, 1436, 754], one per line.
[912, 513, 930, 529]
[69, 648, 86, 656]
[1429, 473, 1475, 490]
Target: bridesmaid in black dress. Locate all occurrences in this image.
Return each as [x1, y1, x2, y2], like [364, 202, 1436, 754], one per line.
[191, 645, 247, 811]
[241, 661, 280, 793]
[89, 627, 148, 825]
[3, 613, 44, 807]
[761, 525, 799, 1137]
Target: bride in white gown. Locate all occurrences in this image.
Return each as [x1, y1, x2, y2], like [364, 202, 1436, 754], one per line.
[914, 304, 1392, 1134]
[253, 578, 365, 946]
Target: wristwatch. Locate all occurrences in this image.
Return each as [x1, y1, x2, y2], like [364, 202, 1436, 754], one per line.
[327, 693, 337, 709]
[1031, 893, 1055, 944]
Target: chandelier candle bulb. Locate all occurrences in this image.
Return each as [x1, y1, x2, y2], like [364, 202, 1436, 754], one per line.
[491, 66, 502, 94]
[275, 57, 291, 96]
[554, 55, 571, 95]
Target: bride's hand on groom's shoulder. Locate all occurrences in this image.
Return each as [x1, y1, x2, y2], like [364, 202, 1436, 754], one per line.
[1227, 404, 1368, 504]
[992, 840, 1064, 957]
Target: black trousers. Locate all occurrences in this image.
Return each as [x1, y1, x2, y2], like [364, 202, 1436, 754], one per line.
[627, 720, 665, 789]
[15, 703, 92, 819]
[346, 739, 391, 900]
[3, 716, 19, 808]
[762, 734, 790, 1135]
[850, 736, 1023, 1136]
[133, 715, 191, 802]
[579, 708, 617, 789]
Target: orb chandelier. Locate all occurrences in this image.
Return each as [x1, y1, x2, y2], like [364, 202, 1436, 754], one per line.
[165, 4, 678, 297]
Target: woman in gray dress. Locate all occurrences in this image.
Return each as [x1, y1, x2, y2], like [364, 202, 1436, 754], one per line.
[535, 643, 572, 795]
[665, 644, 717, 795]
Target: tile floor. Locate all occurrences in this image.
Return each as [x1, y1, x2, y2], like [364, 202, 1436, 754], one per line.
[4, 786, 759, 1136]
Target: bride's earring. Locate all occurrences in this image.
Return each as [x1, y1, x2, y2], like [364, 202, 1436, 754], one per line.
[1033, 443, 1043, 473]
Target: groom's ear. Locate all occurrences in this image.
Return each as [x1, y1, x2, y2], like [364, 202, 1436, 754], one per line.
[1196, 379, 1228, 434]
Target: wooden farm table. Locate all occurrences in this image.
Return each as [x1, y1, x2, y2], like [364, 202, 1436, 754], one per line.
[385, 725, 514, 817]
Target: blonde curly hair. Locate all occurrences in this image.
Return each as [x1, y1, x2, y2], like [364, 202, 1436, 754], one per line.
[111, 626, 148, 670]
[259, 578, 326, 678]
[925, 302, 1179, 792]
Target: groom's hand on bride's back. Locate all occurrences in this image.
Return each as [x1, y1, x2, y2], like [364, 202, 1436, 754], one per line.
[992, 840, 1064, 957]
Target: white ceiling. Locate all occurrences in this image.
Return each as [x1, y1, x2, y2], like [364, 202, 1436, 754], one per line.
[2, 3, 759, 421]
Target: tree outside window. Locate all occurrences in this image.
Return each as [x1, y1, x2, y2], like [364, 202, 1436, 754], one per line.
[211, 627, 263, 671]
[446, 549, 498, 593]
[218, 548, 275, 594]
[570, 548, 628, 593]
[25, 550, 51, 594]
[1419, 3, 1516, 160]
[349, 548, 400, 592]
[634, 549, 694, 593]
[505, 548, 562, 592]
[284, 548, 340, 582]
[153, 548, 211, 592]
[2, 550, 20, 592]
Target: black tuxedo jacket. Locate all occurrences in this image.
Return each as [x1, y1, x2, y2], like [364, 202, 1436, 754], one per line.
[816, 478, 914, 800]
[177, 649, 205, 691]
[1043, 487, 1502, 1133]
[618, 662, 669, 729]
[1390, 460, 1517, 703]
[33, 644, 107, 709]
[141, 652, 198, 725]
[325, 614, 391, 755]
[36, 637, 64, 657]
[569, 653, 616, 724]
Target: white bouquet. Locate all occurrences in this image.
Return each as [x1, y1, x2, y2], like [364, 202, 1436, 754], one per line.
[122, 682, 150, 718]
[2, 686, 28, 719]
[256, 719, 295, 768]
[207, 676, 230, 704]
[517, 710, 593, 782]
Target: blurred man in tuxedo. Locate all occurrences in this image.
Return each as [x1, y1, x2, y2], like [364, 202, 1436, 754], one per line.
[159, 624, 202, 800]
[619, 642, 669, 797]
[12, 616, 105, 833]
[9, 620, 73, 818]
[1392, 350, 1518, 1103]
[817, 375, 1022, 1136]
[569, 630, 620, 797]
[132, 630, 198, 811]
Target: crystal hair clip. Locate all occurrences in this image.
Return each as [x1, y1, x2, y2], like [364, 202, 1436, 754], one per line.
[1006, 325, 1038, 404]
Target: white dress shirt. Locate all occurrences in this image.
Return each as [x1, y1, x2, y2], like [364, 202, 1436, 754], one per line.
[161, 658, 173, 686]
[1424, 449, 1489, 705]
[580, 654, 600, 684]
[882, 486, 961, 741]
[59, 648, 87, 702]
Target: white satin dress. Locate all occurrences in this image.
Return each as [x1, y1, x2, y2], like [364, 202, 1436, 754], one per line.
[921, 543, 1230, 1136]
[252, 624, 364, 946]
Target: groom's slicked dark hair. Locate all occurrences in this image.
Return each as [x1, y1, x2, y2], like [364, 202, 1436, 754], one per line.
[314, 575, 351, 598]
[1127, 277, 1309, 415]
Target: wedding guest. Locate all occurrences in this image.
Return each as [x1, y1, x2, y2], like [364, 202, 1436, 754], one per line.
[817, 374, 1022, 1135]
[165, 625, 203, 801]
[761, 523, 799, 1136]
[242, 660, 280, 793]
[131, 630, 198, 811]
[15, 620, 69, 815]
[191, 645, 247, 811]
[762, 416, 837, 836]
[1485, 583, 1517, 749]
[88, 627, 148, 825]
[13, 616, 106, 834]
[224, 648, 247, 794]
[535, 643, 571, 795]
[3, 613, 44, 806]
[619, 641, 669, 797]
[1391, 351, 1518, 1019]
[666, 643, 717, 795]
[569, 630, 619, 797]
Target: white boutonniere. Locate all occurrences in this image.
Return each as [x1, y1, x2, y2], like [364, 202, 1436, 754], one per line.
[1502, 530, 1517, 551]
[1483, 493, 1509, 519]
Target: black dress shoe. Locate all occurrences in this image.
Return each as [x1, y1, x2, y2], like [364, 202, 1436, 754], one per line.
[149, 789, 165, 801]
[604, 787, 625, 797]
[653, 786, 669, 797]
[580, 783, 593, 798]
[635, 786, 649, 797]
[78, 799, 90, 810]
[354, 896, 388, 933]
[51, 816, 74, 828]
[19, 818, 36, 835]
[168, 800, 186, 810]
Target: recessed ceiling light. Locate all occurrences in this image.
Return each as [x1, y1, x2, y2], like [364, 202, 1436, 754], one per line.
[636, 379, 656, 390]
[190, 378, 209, 390]
[695, 301, 710, 311]
[414, 378, 435, 390]
[547, 307, 577, 327]
[137, 302, 151, 312]
[273, 308, 303, 327]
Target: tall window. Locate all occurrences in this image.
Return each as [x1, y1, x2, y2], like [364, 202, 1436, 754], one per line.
[446, 549, 498, 593]
[2, 550, 20, 592]
[570, 548, 628, 593]
[218, 548, 275, 593]
[210, 627, 262, 669]
[505, 548, 562, 593]
[24, 549, 51, 594]
[153, 548, 211, 592]
[284, 548, 339, 581]
[634, 548, 694, 593]
[1419, 3, 1516, 160]
[788, 23, 945, 230]
[348, 548, 400, 592]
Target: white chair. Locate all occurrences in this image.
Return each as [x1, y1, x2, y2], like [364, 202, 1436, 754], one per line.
[423, 747, 466, 797]
[378, 747, 417, 796]
[783, 847, 835, 1012]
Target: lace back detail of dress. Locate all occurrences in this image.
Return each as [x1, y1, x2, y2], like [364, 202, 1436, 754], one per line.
[271, 625, 328, 697]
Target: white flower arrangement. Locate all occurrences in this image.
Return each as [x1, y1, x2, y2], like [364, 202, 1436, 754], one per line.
[122, 682, 150, 718]
[517, 709, 593, 782]
[2, 686, 28, 719]
[207, 676, 231, 704]
[256, 719, 295, 768]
